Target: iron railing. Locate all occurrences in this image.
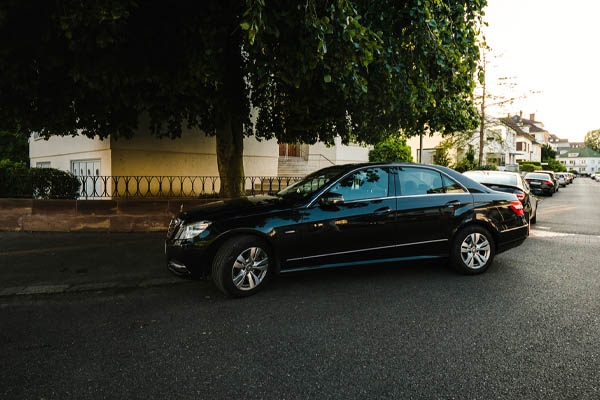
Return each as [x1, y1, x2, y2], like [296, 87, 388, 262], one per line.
[73, 175, 304, 199]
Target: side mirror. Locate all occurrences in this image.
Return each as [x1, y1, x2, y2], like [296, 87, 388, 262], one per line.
[319, 192, 344, 206]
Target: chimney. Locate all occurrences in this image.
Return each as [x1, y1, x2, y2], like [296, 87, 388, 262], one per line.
[530, 113, 535, 121]
[519, 110, 523, 119]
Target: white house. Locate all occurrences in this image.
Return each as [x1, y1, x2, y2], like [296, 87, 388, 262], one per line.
[557, 147, 600, 174]
[502, 115, 542, 163]
[29, 126, 370, 180]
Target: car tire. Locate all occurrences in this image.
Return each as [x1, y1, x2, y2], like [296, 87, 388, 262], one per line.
[450, 226, 496, 275]
[211, 235, 272, 297]
[531, 212, 537, 224]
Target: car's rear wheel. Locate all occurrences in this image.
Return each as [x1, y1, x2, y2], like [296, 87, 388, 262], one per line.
[450, 226, 495, 274]
[212, 235, 271, 297]
[531, 211, 537, 224]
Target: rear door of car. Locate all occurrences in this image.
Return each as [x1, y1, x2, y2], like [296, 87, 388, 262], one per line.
[293, 166, 398, 268]
[394, 166, 473, 257]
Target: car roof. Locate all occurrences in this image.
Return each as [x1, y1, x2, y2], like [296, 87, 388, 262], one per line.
[334, 162, 491, 193]
[464, 170, 520, 176]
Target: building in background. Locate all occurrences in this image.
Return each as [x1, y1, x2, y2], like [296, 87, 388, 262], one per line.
[557, 147, 600, 175]
[405, 132, 458, 165]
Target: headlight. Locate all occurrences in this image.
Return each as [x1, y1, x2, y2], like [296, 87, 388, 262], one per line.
[177, 221, 211, 240]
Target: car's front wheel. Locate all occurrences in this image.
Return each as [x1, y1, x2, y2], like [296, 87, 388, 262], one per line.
[450, 226, 495, 274]
[211, 235, 272, 297]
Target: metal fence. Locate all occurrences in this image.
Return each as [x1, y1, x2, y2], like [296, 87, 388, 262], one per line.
[74, 175, 304, 199]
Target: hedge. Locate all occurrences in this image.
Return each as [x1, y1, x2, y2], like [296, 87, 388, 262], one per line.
[0, 163, 80, 199]
[517, 160, 542, 166]
[519, 164, 540, 172]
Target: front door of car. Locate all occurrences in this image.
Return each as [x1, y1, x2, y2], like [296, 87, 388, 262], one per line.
[394, 167, 472, 257]
[295, 167, 397, 267]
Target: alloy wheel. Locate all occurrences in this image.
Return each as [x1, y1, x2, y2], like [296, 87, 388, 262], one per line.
[231, 247, 269, 291]
[460, 233, 491, 270]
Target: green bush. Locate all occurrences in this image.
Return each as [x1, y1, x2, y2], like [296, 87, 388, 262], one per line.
[368, 136, 413, 163]
[544, 158, 566, 172]
[474, 164, 497, 171]
[0, 163, 80, 199]
[568, 169, 579, 175]
[520, 164, 536, 172]
[517, 160, 542, 166]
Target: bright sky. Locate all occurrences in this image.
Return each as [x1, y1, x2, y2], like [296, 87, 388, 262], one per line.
[484, 0, 600, 142]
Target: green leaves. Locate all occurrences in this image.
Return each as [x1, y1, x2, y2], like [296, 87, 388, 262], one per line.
[0, 0, 486, 158]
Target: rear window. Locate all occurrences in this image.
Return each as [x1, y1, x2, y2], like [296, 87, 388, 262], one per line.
[525, 173, 552, 180]
[464, 172, 518, 186]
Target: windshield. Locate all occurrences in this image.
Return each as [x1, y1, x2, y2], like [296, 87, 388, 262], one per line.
[277, 166, 347, 200]
[525, 173, 552, 180]
[464, 172, 518, 186]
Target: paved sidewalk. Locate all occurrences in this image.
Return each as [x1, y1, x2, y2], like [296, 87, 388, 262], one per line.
[0, 231, 190, 296]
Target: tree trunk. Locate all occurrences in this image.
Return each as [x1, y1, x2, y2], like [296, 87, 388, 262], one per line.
[215, 26, 245, 199]
[216, 115, 244, 198]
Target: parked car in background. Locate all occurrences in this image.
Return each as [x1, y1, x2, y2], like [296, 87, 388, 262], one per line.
[524, 172, 555, 196]
[464, 170, 538, 224]
[555, 173, 568, 187]
[166, 163, 529, 297]
[565, 173, 572, 183]
[538, 170, 559, 192]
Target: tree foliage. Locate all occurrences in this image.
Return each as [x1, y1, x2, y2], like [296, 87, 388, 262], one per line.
[0, 0, 485, 197]
[541, 144, 556, 161]
[585, 129, 600, 152]
[368, 136, 412, 163]
[454, 146, 477, 172]
[432, 139, 453, 167]
[0, 130, 28, 163]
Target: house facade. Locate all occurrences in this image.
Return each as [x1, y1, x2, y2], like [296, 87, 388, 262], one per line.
[29, 127, 370, 180]
[557, 147, 600, 174]
[501, 115, 542, 163]
[406, 133, 458, 165]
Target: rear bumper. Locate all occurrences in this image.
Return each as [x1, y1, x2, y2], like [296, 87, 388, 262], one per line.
[497, 224, 528, 254]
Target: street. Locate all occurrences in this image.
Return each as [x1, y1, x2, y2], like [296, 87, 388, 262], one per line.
[2, 178, 600, 399]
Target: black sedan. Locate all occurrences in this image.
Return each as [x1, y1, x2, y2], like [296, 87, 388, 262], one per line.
[524, 172, 556, 196]
[463, 170, 538, 224]
[166, 163, 529, 297]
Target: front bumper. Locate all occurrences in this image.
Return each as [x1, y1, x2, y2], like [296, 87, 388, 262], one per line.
[165, 240, 212, 278]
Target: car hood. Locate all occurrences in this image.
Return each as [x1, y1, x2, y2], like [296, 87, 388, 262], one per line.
[179, 195, 301, 222]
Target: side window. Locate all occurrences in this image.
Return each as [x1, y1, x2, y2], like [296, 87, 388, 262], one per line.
[398, 167, 444, 195]
[329, 167, 389, 201]
[443, 175, 467, 193]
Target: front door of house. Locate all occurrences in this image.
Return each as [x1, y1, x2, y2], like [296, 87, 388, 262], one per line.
[279, 144, 300, 157]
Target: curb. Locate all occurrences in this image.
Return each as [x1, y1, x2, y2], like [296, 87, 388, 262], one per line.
[0, 277, 191, 298]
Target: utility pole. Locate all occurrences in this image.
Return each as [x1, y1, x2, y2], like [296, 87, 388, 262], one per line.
[478, 52, 486, 167]
[419, 133, 423, 163]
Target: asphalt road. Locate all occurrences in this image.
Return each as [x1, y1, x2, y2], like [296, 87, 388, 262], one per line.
[2, 178, 600, 399]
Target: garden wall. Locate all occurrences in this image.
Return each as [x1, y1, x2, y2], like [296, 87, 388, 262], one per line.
[0, 199, 218, 232]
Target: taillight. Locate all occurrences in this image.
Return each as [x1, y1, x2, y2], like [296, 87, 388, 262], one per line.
[542, 180, 553, 185]
[515, 191, 526, 202]
[510, 200, 524, 216]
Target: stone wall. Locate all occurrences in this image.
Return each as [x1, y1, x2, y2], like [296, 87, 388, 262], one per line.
[0, 199, 218, 232]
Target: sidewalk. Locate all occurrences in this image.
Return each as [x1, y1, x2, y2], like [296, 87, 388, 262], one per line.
[0, 231, 191, 297]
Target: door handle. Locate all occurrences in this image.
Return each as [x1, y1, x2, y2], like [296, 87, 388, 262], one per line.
[445, 200, 461, 208]
[373, 206, 392, 215]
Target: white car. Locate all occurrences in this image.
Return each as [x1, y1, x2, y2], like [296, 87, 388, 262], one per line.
[555, 173, 568, 187]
